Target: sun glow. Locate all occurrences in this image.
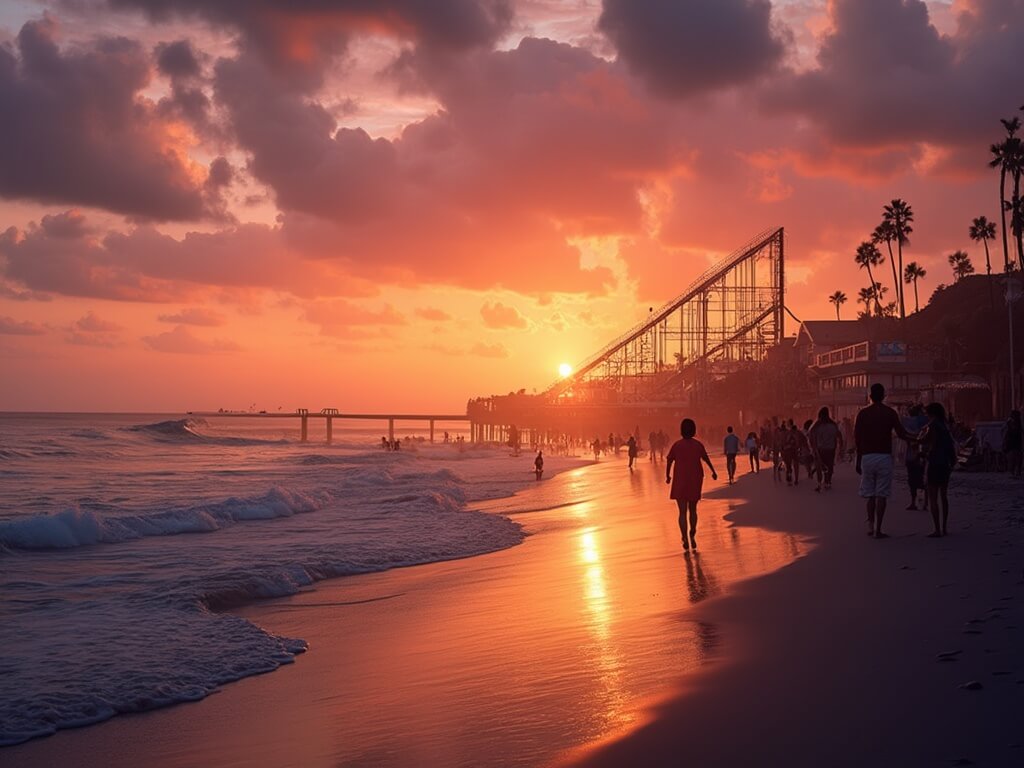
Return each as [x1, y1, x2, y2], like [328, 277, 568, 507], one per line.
[558, 362, 573, 378]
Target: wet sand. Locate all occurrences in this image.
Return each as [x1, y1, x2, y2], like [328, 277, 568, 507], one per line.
[574, 467, 1024, 768]
[3, 453, 804, 767]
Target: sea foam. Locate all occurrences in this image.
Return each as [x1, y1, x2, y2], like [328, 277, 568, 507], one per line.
[0, 419, 535, 746]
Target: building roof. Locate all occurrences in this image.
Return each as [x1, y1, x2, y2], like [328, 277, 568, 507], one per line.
[795, 320, 871, 349]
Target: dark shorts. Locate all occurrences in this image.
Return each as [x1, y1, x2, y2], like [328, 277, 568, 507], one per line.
[927, 462, 952, 487]
[906, 460, 925, 490]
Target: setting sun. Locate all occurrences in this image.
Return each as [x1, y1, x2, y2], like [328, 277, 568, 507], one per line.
[558, 363, 573, 378]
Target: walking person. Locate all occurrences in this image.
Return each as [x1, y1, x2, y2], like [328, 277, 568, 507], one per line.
[1003, 410, 1022, 477]
[534, 450, 544, 480]
[902, 404, 929, 510]
[772, 420, 787, 482]
[666, 418, 718, 552]
[801, 419, 817, 486]
[746, 431, 760, 473]
[723, 426, 740, 484]
[627, 435, 638, 471]
[920, 403, 957, 537]
[783, 420, 804, 486]
[854, 383, 916, 538]
[808, 407, 842, 491]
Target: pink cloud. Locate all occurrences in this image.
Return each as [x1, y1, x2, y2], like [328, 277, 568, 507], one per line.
[414, 307, 452, 322]
[157, 307, 226, 326]
[469, 341, 508, 358]
[142, 325, 241, 353]
[302, 299, 406, 337]
[74, 311, 122, 333]
[480, 301, 528, 329]
[0, 315, 47, 335]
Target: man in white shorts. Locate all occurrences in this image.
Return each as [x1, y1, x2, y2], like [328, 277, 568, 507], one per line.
[854, 383, 915, 538]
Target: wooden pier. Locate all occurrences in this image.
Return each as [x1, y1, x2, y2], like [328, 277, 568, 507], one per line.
[189, 410, 471, 444]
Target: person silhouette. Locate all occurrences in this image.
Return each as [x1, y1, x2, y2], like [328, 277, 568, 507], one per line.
[534, 450, 544, 480]
[723, 426, 740, 484]
[666, 418, 718, 552]
[921, 403, 957, 537]
[855, 383, 916, 538]
[627, 435, 638, 470]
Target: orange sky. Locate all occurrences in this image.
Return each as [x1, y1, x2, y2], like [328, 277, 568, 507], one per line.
[0, 0, 1019, 412]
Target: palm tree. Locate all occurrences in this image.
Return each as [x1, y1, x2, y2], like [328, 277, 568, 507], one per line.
[990, 117, 1020, 272]
[856, 287, 875, 317]
[882, 199, 914, 320]
[969, 216, 997, 276]
[828, 290, 847, 320]
[903, 262, 926, 313]
[948, 250, 975, 281]
[872, 282, 890, 308]
[871, 222, 899, 311]
[854, 241, 885, 315]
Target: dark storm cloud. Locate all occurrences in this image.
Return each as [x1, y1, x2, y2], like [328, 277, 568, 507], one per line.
[768, 0, 1024, 148]
[103, 0, 514, 84]
[597, 0, 786, 97]
[0, 18, 215, 220]
[155, 39, 201, 79]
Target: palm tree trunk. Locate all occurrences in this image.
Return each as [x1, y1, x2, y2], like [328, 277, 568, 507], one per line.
[884, 242, 899, 313]
[984, 239, 995, 310]
[897, 239, 906, 320]
[1000, 167, 1010, 271]
[865, 264, 881, 315]
[834, 304, 840, 321]
[913, 278, 919, 313]
[1014, 172, 1023, 270]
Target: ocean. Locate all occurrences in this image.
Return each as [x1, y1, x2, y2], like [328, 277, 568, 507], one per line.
[0, 413, 532, 746]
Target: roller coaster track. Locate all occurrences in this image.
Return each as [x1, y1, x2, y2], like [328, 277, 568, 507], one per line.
[545, 227, 785, 401]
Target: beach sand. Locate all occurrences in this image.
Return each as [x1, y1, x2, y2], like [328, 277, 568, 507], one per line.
[4, 455, 1021, 767]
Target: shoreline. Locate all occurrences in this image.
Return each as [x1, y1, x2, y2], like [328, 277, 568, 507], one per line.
[3, 451, 806, 766]
[0, 443, 590, 749]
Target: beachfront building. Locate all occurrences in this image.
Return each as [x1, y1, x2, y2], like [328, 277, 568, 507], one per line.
[810, 339, 940, 421]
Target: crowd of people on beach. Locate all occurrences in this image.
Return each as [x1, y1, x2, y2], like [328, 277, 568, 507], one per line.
[608, 382, 1022, 552]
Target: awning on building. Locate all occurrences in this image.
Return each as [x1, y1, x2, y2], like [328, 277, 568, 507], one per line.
[933, 376, 990, 392]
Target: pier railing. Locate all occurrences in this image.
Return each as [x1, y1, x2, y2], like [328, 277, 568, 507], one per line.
[189, 411, 470, 444]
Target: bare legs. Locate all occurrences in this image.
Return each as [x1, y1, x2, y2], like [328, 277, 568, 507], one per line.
[866, 497, 888, 538]
[676, 499, 699, 550]
[926, 483, 950, 536]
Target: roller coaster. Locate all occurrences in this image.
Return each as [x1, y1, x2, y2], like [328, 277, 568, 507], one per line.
[467, 227, 786, 441]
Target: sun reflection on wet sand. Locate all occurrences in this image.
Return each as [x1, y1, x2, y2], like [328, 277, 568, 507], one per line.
[577, 526, 632, 734]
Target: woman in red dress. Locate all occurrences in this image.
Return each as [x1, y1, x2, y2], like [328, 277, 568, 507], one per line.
[666, 418, 718, 551]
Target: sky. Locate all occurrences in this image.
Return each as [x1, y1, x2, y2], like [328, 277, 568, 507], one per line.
[0, 0, 1020, 412]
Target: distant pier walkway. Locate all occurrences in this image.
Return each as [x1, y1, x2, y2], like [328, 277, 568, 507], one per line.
[189, 410, 471, 444]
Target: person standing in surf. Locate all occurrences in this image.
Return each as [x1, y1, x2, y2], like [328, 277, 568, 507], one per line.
[627, 434, 638, 470]
[666, 418, 718, 552]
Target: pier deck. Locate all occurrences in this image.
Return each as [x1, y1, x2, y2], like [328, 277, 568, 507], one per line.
[189, 411, 470, 444]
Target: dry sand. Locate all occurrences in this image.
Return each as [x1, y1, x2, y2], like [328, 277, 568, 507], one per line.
[4, 453, 1021, 767]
